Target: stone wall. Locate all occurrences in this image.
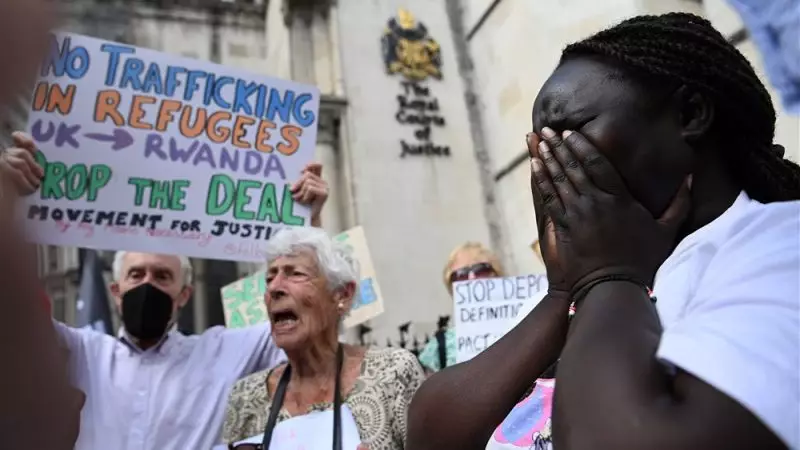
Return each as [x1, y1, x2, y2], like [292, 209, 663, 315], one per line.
[333, 0, 493, 341]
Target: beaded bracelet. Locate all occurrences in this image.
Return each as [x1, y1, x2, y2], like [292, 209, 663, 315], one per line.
[568, 275, 657, 320]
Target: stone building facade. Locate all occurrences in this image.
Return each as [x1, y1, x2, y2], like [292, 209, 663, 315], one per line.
[2, 0, 796, 344]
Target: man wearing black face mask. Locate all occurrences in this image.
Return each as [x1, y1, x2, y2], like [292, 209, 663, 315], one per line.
[121, 283, 176, 342]
[1, 138, 330, 450]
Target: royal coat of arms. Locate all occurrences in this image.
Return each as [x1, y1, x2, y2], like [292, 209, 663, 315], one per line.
[381, 9, 443, 81]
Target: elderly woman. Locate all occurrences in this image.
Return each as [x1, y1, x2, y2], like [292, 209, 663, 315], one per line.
[417, 242, 504, 374]
[223, 227, 425, 450]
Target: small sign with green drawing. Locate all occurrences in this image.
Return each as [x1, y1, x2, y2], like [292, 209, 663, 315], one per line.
[221, 226, 385, 329]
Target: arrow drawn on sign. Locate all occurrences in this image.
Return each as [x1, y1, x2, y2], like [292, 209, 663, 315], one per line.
[84, 129, 134, 150]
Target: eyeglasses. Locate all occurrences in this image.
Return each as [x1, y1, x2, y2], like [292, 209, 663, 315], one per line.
[228, 444, 262, 450]
[449, 262, 497, 283]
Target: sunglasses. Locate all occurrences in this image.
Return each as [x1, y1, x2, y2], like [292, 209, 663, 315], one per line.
[228, 444, 262, 450]
[449, 262, 497, 283]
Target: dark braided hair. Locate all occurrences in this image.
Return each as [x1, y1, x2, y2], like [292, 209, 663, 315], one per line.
[561, 12, 800, 203]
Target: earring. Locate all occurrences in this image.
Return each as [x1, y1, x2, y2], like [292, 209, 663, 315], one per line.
[338, 302, 344, 311]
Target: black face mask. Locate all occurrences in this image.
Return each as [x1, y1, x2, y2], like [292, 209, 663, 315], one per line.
[121, 283, 174, 341]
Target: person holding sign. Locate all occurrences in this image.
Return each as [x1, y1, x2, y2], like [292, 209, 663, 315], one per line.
[1, 135, 331, 450]
[223, 227, 425, 450]
[409, 13, 799, 450]
[418, 242, 504, 374]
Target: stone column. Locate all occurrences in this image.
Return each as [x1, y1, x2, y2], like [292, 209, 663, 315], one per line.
[283, 0, 337, 94]
[283, 0, 350, 234]
[316, 109, 344, 234]
[191, 258, 208, 331]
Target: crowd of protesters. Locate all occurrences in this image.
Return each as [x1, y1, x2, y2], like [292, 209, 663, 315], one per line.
[0, 1, 798, 449]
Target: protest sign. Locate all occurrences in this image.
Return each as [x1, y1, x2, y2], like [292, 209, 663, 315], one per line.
[220, 269, 267, 328]
[333, 226, 384, 328]
[221, 226, 385, 328]
[453, 274, 548, 363]
[213, 404, 361, 450]
[22, 32, 320, 262]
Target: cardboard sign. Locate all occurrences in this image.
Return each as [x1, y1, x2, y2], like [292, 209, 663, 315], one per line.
[22, 32, 320, 262]
[221, 226, 385, 328]
[333, 226, 384, 328]
[214, 404, 361, 450]
[220, 269, 268, 329]
[453, 274, 547, 363]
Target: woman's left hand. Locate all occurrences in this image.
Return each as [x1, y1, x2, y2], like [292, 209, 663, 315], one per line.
[530, 128, 692, 294]
[291, 162, 329, 226]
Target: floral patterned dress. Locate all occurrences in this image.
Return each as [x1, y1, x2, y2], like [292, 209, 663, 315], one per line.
[223, 347, 425, 450]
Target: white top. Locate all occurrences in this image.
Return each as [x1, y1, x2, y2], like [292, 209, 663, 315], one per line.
[654, 192, 799, 448]
[215, 404, 362, 450]
[55, 321, 286, 450]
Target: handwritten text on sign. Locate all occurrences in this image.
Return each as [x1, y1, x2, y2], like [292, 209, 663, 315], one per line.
[454, 274, 547, 362]
[23, 32, 320, 262]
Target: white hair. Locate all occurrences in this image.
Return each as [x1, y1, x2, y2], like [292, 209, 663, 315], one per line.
[266, 227, 360, 299]
[112, 251, 194, 287]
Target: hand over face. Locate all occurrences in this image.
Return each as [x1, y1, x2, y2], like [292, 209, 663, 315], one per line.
[291, 162, 328, 223]
[529, 128, 691, 294]
[528, 135, 570, 299]
[0, 132, 44, 196]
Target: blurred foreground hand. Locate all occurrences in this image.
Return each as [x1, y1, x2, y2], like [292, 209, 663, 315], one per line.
[0, 0, 85, 447]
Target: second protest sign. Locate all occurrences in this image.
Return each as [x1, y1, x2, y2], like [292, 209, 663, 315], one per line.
[221, 226, 385, 329]
[454, 274, 548, 362]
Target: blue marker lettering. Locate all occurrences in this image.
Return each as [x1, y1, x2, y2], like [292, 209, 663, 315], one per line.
[142, 62, 164, 95]
[100, 44, 136, 86]
[203, 73, 218, 106]
[184, 70, 207, 102]
[266, 89, 294, 123]
[232, 80, 258, 115]
[164, 66, 187, 97]
[292, 93, 316, 127]
[41, 35, 65, 77]
[211, 76, 234, 110]
[41, 36, 90, 80]
[255, 85, 267, 118]
[65, 46, 90, 80]
[119, 58, 145, 91]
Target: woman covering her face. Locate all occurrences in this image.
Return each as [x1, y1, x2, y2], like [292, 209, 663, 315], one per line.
[222, 227, 425, 450]
[418, 242, 503, 374]
[408, 13, 799, 450]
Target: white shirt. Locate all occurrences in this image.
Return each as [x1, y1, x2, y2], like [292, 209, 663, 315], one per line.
[55, 322, 286, 450]
[654, 192, 800, 448]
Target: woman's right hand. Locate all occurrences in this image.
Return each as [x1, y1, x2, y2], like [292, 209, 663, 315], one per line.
[1, 132, 44, 196]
